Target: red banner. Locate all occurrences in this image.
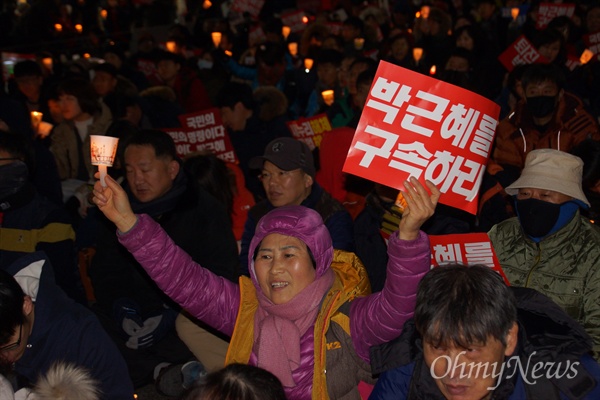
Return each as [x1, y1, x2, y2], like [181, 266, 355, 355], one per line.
[430, 233, 509, 285]
[342, 61, 500, 215]
[536, 3, 575, 29]
[584, 31, 600, 56]
[282, 10, 306, 34]
[498, 35, 547, 72]
[230, 0, 264, 19]
[248, 25, 267, 47]
[287, 113, 333, 150]
[163, 108, 237, 163]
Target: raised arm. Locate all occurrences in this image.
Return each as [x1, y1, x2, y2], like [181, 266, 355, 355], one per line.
[350, 178, 440, 361]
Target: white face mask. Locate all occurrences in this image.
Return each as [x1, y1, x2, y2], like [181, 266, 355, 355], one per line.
[197, 59, 214, 70]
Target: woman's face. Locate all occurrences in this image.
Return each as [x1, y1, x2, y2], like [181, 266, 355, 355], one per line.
[254, 233, 316, 305]
[391, 37, 409, 61]
[456, 31, 474, 51]
[538, 40, 561, 63]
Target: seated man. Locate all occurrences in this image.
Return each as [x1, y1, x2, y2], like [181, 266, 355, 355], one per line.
[0, 252, 133, 399]
[370, 265, 600, 399]
[488, 149, 600, 357]
[241, 137, 355, 275]
[89, 130, 239, 389]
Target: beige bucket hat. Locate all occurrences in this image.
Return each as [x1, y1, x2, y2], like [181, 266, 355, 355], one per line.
[505, 149, 590, 207]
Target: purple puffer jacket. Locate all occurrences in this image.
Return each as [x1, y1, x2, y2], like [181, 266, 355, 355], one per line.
[118, 208, 430, 399]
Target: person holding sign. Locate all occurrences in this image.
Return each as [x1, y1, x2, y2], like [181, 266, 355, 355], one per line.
[369, 265, 600, 399]
[92, 171, 440, 399]
[488, 149, 600, 359]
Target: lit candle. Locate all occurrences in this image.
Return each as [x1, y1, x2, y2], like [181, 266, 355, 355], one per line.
[30, 111, 43, 129]
[511, 7, 519, 21]
[166, 41, 177, 53]
[202, 0, 212, 9]
[580, 49, 594, 64]
[413, 47, 423, 64]
[321, 90, 334, 106]
[211, 32, 222, 48]
[288, 42, 298, 56]
[42, 57, 53, 72]
[302, 16, 309, 24]
[429, 65, 437, 75]
[75, 24, 83, 33]
[415, 11, 421, 19]
[354, 38, 365, 50]
[304, 58, 314, 72]
[421, 6, 430, 19]
[100, 9, 107, 19]
[282, 26, 291, 41]
[54, 24, 63, 32]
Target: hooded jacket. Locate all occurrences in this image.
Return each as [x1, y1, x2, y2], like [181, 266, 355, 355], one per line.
[116, 205, 431, 399]
[488, 212, 600, 358]
[5, 252, 133, 399]
[369, 287, 600, 399]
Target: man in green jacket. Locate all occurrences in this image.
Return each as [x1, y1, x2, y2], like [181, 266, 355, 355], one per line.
[488, 149, 600, 358]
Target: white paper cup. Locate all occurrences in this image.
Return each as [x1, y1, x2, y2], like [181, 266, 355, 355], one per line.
[90, 135, 119, 187]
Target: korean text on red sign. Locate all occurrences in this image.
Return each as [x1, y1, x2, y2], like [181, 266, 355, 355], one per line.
[164, 108, 238, 164]
[498, 35, 547, 71]
[281, 10, 306, 33]
[429, 233, 510, 285]
[287, 113, 333, 150]
[343, 61, 500, 215]
[536, 3, 575, 29]
[230, 0, 265, 19]
[584, 32, 600, 56]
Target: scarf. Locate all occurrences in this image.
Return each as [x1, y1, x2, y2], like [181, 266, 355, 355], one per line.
[128, 169, 187, 217]
[254, 268, 335, 387]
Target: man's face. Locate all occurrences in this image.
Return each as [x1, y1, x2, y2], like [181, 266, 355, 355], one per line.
[0, 297, 33, 367]
[260, 161, 312, 207]
[423, 325, 518, 400]
[92, 71, 117, 97]
[58, 94, 85, 121]
[516, 187, 572, 204]
[157, 60, 180, 83]
[317, 63, 339, 88]
[220, 103, 249, 132]
[524, 80, 559, 98]
[15, 75, 43, 101]
[124, 144, 179, 203]
[538, 41, 561, 63]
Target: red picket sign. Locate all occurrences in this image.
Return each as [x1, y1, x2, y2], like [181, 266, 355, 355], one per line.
[536, 3, 575, 29]
[287, 113, 333, 150]
[230, 0, 264, 19]
[498, 35, 548, 71]
[163, 108, 238, 163]
[429, 233, 510, 285]
[583, 32, 600, 56]
[342, 61, 500, 215]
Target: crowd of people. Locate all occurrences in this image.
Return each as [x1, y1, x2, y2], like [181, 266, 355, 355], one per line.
[1, 0, 600, 399]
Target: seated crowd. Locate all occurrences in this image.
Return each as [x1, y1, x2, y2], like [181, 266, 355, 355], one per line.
[1, 1, 600, 399]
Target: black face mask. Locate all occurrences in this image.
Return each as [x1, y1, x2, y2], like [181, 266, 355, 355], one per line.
[515, 198, 561, 238]
[0, 161, 28, 200]
[525, 95, 557, 118]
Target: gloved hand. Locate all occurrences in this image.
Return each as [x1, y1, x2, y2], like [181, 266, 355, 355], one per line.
[124, 308, 178, 350]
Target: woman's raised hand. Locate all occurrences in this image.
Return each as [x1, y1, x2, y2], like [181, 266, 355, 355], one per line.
[92, 173, 138, 233]
[398, 177, 441, 241]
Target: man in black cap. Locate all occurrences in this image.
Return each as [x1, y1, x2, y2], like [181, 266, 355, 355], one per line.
[238, 137, 355, 275]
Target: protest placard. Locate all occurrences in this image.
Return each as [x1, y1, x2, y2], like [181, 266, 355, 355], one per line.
[342, 61, 500, 215]
[163, 108, 237, 163]
[430, 233, 509, 285]
[536, 3, 575, 29]
[498, 35, 548, 71]
[584, 32, 600, 58]
[282, 10, 307, 34]
[230, 0, 264, 19]
[287, 113, 333, 150]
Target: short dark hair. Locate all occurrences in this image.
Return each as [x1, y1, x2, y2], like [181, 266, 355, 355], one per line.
[0, 269, 26, 346]
[356, 66, 377, 88]
[123, 129, 178, 162]
[255, 43, 285, 67]
[0, 130, 34, 174]
[155, 50, 184, 66]
[180, 364, 286, 400]
[216, 82, 255, 110]
[93, 62, 118, 78]
[521, 63, 566, 92]
[13, 60, 42, 78]
[414, 265, 517, 348]
[57, 77, 100, 115]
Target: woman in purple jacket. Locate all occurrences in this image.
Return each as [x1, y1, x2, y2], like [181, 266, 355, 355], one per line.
[92, 174, 440, 400]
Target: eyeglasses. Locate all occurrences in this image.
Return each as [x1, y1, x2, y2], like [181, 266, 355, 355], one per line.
[0, 324, 22, 353]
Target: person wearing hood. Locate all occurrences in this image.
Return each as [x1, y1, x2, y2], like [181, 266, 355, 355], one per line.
[0, 253, 133, 399]
[488, 149, 600, 358]
[91, 170, 440, 399]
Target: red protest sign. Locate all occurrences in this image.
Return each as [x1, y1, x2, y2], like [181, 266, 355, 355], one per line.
[248, 25, 267, 47]
[164, 108, 237, 163]
[282, 10, 306, 34]
[230, 0, 264, 19]
[584, 32, 600, 56]
[342, 61, 500, 215]
[287, 113, 333, 150]
[430, 233, 510, 285]
[536, 3, 575, 29]
[498, 35, 548, 71]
